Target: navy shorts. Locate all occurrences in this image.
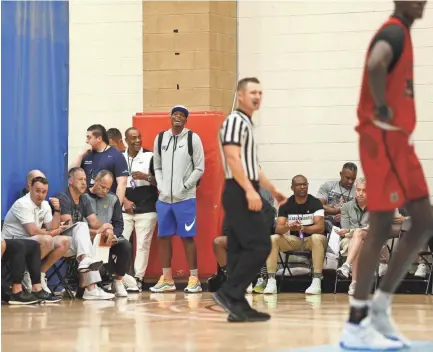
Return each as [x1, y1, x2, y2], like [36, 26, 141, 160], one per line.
[156, 198, 197, 237]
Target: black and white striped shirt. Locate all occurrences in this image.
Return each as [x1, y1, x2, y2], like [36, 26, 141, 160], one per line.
[219, 110, 259, 181]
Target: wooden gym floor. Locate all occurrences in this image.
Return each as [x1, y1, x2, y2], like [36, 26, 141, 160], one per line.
[2, 293, 433, 351]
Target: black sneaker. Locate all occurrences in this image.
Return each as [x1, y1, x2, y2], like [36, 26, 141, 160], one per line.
[8, 291, 39, 305]
[33, 290, 62, 304]
[227, 309, 271, 323]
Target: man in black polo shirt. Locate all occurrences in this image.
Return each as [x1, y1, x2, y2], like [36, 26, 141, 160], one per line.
[265, 175, 326, 295]
[70, 124, 128, 204]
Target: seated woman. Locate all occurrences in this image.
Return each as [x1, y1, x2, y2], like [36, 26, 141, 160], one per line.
[1, 239, 61, 304]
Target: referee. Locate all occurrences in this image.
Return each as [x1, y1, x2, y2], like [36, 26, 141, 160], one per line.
[213, 77, 286, 322]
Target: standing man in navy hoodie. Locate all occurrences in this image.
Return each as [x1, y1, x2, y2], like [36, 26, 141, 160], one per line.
[151, 105, 205, 293]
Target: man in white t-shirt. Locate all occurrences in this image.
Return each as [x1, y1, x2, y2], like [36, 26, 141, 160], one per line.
[2, 176, 71, 293]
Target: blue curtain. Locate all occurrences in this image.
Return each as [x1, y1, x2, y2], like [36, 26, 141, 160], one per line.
[1, 1, 69, 218]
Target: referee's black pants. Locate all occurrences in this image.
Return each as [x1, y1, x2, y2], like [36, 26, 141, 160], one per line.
[220, 180, 271, 302]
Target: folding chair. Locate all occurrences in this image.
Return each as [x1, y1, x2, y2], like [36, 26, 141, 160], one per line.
[47, 256, 78, 299]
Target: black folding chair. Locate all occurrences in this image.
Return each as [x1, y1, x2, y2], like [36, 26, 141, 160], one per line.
[46, 256, 78, 299]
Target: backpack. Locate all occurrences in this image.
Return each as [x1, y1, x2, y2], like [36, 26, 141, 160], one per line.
[157, 130, 201, 186]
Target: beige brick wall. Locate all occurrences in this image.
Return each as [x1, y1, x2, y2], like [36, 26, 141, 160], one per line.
[142, 1, 237, 114]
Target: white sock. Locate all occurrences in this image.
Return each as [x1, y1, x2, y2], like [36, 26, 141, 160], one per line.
[190, 269, 198, 277]
[350, 298, 370, 309]
[372, 289, 392, 312]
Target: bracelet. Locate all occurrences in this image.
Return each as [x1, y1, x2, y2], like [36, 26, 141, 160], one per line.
[54, 208, 61, 213]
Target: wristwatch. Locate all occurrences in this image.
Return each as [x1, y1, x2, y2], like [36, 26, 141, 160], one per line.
[54, 208, 61, 213]
[147, 175, 153, 182]
[132, 205, 136, 213]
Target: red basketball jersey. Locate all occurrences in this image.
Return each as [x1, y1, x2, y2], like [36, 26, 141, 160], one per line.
[357, 17, 416, 134]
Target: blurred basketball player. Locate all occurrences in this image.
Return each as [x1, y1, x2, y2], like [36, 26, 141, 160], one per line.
[340, 2, 433, 351]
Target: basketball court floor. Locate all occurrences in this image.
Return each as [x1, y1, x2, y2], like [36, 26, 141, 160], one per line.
[2, 293, 433, 351]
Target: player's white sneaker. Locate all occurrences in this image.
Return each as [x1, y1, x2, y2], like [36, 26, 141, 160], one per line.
[246, 283, 253, 294]
[370, 308, 412, 348]
[340, 317, 404, 351]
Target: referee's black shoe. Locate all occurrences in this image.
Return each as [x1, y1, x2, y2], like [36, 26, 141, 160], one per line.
[212, 290, 270, 322]
[227, 309, 271, 323]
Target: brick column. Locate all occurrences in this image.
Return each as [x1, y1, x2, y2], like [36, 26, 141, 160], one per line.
[142, 1, 237, 114]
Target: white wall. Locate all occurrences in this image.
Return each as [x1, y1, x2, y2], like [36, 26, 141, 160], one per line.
[238, 1, 433, 196]
[68, 0, 143, 161]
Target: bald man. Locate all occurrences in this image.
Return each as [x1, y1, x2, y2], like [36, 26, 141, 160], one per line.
[21, 170, 46, 198]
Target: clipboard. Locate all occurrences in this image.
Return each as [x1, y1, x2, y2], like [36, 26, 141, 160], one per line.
[59, 222, 79, 235]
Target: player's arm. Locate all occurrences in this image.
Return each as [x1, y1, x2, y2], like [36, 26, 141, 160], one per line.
[367, 24, 405, 108]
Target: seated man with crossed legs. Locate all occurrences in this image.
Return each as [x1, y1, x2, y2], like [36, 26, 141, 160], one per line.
[264, 175, 327, 295]
[57, 168, 114, 300]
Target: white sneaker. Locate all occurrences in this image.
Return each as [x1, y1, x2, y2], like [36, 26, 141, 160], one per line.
[22, 271, 32, 293]
[122, 274, 141, 292]
[40, 272, 51, 293]
[370, 308, 411, 348]
[113, 280, 128, 297]
[414, 263, 428, 277]
[378, 263, 388, 277]
[340, 317, 404, 351]
[78, 258, 103, 273]
[83, 287, 115, 300]
[348, 281, 356, 296]
[246, 283, 253, 294]
[305, 277, 321, 295]
[263, 277, 277, 294]
[337, 263, 351, 279]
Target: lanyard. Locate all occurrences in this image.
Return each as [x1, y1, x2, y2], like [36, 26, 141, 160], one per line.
[127, 149, 139, 175]
[355, 206, 366, 227]
[338, 183, 351, 201]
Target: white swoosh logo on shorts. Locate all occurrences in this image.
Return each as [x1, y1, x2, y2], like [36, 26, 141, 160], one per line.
[185, 217, 196, 232]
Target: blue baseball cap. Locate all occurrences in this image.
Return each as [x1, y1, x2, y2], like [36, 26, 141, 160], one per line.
[171, 105, 189, 118]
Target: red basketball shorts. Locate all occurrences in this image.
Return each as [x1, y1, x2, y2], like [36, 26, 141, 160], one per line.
[357, 124, 429, 211]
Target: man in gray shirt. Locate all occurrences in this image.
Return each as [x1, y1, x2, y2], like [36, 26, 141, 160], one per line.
[152, 105, 205, 294]
[84, 170, 136, 297]
[317, 162, 358, 226]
